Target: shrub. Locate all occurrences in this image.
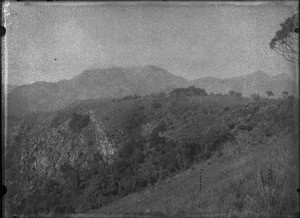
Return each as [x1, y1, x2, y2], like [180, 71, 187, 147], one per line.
[121, 94, 140, 101]
[152, 100, 162, 109]
[68, 112, 90, 133]
[227, 122, 236, 129]
[236, 124, 253, 131]
[228, 90, 242, 97]
[282, 91, 289, 98]
[266, 91, 274, 98]
[251, 93, 261, 101]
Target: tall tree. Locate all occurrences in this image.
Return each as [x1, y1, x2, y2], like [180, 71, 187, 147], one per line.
[269, 13, 298, 63]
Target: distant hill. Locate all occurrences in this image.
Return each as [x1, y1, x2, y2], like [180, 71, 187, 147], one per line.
[7, 67, 296, 119]
[7, 65, 189, 118]
[169, 86, 208, 97]
[72, 65, 189, 99]
[191, 71, 296, 97]
[7, 84, 18, 93]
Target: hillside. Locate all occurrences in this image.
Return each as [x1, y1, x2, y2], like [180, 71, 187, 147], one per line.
[86, 132, 298, 217]
[191, 71, 296, 98]
[7, 65, 189, 118]
[5, 90, 298, 217]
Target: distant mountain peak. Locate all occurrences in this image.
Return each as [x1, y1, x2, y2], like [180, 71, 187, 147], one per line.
[8, 65, 189, 118]
[74, 65, 166, 79]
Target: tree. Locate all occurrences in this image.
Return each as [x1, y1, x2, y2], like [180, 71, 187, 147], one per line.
[269, 13, 299, 63]
[282, 91, 289, 98]
[266, 91, 274, 98]
[251, 93, 260, 101]
[228, 90, 242, 97]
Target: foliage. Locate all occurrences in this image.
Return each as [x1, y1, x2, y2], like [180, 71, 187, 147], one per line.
[150, 92, 166, 98]
[90, 133, 297, 217]
[121, 94, 141, 101]
[68, 112, 91, 133]
[152, 100, 162, 109]
[5, 94, 297, 217]
[282, 91, 289, 98]
[266, 91, 274, 98]
[269, 13, 298, 62]
[228, 90, 242, 97]
[251, 93, 260, 101]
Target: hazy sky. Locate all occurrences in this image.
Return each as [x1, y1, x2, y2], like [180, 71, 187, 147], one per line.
[4, 1, 298, 85]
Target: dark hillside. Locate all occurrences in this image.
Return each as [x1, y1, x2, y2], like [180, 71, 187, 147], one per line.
[169, 86, 208, 97]
[87, 132, 298, 217]
[5, 93, 298, 217]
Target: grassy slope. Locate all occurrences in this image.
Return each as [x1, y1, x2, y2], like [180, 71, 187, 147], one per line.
[83, 132, 298, 217]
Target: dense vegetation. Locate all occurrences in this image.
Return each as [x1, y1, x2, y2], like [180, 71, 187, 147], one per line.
[5, 87, 298, 217]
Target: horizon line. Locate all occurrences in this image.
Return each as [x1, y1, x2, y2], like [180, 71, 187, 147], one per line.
[7, 65, 288, 87]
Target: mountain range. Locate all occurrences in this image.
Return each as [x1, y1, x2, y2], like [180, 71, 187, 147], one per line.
[191, 70, 296, 97]
[7, 65, 296, 118]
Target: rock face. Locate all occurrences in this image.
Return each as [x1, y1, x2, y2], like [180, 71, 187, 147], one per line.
[5, 109, 118, 206]
[6, 94, 154, 216]
[7, 65, 189, 118]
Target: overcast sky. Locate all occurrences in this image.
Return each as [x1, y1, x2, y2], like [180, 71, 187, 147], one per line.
[4, 1, 298, 85]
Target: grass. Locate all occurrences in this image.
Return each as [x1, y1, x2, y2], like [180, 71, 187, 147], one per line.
[84, 133, 298, 217]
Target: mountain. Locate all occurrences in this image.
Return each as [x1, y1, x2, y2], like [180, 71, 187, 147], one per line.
[191, 71, 296, 97]
[72, 65, 189, 99]
[7, 81, 79, 119]
[7, 84, 18, 93]
[7, 65, 189, 118]
[7, 67, 296, 119]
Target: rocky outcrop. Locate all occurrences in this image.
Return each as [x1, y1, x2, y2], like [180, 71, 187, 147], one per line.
[6, 109, 119, 205]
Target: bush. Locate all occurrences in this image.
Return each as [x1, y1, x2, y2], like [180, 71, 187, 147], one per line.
[236, 124, 253, 131]
[228, 90, 242, 97]
[68, 112, 90, 133]
[121, 94, 141, 101]
[251, 93, 261, 101]
[152, 100, 162, 109]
